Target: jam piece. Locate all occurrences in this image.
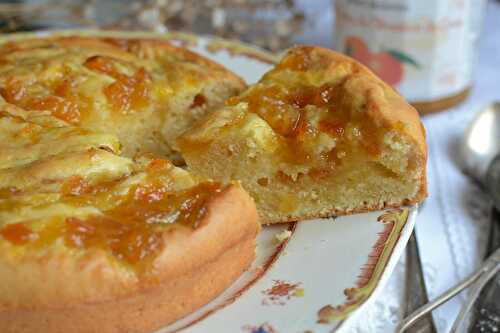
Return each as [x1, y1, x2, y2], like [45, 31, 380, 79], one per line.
[190, 93, 206, 109]
[64, 216, 163, 268]
[103, 68, 149, 113]
[26, 96, 80, 124]
[84, 55, 150, 113]
[228, 85, 301, 137]
[84, 55, 120, 77]
[287, 84, 338, 109]
[318, 119, 345, 137]
[0, 223, 37, 245]
[60, 176, 92, 196]
[276, 47, 316, 71]
[146, 158, 171, 172]
[1, 77, 26, 103]
[53, 79, 73, 98]
[1, 75, 81, 123]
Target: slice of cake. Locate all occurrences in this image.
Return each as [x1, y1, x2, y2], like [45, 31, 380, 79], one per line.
[177, 46, 427, 224]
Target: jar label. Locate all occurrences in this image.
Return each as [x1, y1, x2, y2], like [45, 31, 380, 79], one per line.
[335, 0, 485, 102]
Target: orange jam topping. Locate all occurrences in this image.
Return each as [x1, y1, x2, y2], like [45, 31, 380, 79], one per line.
[146, 158, 171, 172]
[0, 77, 82, 124]
[0, 223, 37, 245]
[227, 77, 384, 165]
[1, 77, 26, 103]
[0, 181, 225, 271]
[26, 96, 80, 124]
[84, 55, 150, 113]
[60, 176, 93, 196]
[226, 83, 343, 139]
[275, 46, 316, 71]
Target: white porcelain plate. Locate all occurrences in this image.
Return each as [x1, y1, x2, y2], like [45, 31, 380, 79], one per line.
[2, 30, 418, 333]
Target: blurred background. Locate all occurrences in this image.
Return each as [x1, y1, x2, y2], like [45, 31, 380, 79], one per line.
[0, 0, 493, 114]
[0, 0, 333, 51]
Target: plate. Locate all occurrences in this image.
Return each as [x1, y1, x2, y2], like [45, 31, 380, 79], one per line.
[0, 30, 418, 333]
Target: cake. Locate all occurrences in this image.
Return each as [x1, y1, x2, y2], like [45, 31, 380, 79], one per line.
[177, 46, 427, 224]
[0, 36, 246, 164]
[0, 34, 427, 333]
[0, 38, 258, 333]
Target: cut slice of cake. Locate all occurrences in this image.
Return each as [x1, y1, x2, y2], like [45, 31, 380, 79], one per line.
[177, 46, 427, 224]
[0, 36, 246, 164]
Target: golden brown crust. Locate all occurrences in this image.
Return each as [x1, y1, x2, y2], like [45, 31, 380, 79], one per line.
[0, 185, 260, 332]
[1, 238, 254, 333]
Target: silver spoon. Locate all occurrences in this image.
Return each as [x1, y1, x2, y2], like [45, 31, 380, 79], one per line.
[461, 102, 500, 187]
[397, 102, 500, 332]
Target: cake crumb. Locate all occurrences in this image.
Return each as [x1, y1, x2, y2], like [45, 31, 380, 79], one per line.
[275, 229, 292, 242]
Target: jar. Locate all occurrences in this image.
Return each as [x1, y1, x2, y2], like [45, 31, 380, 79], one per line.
[334, 0, 486, 114]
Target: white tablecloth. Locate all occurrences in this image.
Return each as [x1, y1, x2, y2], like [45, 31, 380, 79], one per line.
[294, 0, 500, 331]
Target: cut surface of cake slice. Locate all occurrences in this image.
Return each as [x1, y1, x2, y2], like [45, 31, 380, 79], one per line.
[177, 46, 427, 224]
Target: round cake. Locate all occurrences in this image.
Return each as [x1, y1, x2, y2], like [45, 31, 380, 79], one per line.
[0, 35, 259, 333]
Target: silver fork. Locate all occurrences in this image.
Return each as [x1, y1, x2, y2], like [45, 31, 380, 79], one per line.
[397, 245, 500, 332]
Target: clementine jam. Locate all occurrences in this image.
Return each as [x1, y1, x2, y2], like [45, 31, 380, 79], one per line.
[0, 180, 225, 272]
[0, 223, 37, 245]
[226, 77, 385, 168]
[84, 56, 150, 113]
[0, 76, 82, 124]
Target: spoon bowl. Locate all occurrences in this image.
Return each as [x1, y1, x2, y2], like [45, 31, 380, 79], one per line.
[461, 102, 500, 185]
